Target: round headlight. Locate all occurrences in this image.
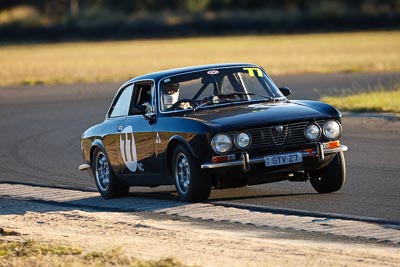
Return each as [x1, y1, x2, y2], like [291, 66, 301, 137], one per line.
[304, 124, 321, 141]
[211, 133, 232, 154]
[323, 120, 342, 140]
[234, 132, 251, 149]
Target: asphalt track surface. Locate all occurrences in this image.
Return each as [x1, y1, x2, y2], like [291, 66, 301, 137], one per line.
[0, 72, 399, 221]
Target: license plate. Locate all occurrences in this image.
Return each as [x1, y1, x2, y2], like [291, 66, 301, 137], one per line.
[265, 152, 303, 167]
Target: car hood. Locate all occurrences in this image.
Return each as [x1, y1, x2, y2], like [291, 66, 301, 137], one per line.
[184, 101, 333, 130]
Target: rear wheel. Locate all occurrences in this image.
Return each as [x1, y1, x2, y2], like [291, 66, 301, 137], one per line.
[173, 145, 211, 202]
[92, 147, 129, 199]
[310, 151, 346, 193]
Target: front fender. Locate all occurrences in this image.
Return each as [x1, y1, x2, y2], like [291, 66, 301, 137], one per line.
[88, 138, 122, 176]
[166, 133, 210, 175]
[168, 135, 196, 156]
[292, 100, 342, 119]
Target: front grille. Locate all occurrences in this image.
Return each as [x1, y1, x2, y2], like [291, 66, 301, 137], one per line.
[229, 120, 325, 150]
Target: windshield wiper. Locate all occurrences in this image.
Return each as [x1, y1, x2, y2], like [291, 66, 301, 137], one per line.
[219, 92, 278, 101]
[192, 97, 219, 112]
[229, 92, 274, 100]
[241, 93, 287, 102]
[192, 93, 275, 112]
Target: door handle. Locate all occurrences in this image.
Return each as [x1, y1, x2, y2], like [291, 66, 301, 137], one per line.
[118, 125, 123, 132]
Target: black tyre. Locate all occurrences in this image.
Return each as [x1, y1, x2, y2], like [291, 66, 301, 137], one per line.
[92, 147, 129, 199]
[310, 151, 346, 193]
[172, 145, 211, 202]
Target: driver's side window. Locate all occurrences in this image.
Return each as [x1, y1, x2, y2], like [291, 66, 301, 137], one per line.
[130, 81, 154, 115]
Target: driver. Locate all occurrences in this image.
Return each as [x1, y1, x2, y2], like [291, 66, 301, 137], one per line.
[162, 82, 192, 110]
[162, 82, 180, 110]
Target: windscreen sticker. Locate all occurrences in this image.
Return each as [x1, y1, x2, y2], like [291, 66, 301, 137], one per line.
[243, 67, 263, 77]
[120, 126, 144, 172]
[207, 70, 219, 75]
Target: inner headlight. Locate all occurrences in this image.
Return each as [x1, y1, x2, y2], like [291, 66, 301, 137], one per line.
[234, 132, 251, 149]
[211, 133, 232, 154]
[304, 124, 321, 141]
[323, 120, 342, 140]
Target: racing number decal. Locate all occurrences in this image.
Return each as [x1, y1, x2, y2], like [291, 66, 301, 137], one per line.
[243, 67, 263, 77]
[119, 126, 144, 172]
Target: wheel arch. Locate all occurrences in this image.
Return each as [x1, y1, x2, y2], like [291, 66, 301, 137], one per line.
[89, 139, 107, 166]
[166, 135, 196, 176]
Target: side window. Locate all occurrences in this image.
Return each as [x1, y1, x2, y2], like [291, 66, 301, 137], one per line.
[109, 85, 133, 118]
[133, 82, 152, 106]
[131, 81, 154, 114]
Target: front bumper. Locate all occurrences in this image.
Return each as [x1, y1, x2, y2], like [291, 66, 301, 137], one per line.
[201, 143, 348, 172]
[78, 163, 91, 171]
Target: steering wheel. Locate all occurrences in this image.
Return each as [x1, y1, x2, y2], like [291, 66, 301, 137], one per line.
[170, 99, 199, 110]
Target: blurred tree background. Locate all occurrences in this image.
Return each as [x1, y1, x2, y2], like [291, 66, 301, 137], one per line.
[0, 0, 399, 41]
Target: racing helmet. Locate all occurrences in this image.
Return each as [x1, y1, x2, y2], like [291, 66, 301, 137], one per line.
[162, 82, 179, 110]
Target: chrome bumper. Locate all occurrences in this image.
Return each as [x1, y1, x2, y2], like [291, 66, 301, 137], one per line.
[78, 163, 91, 171]
[201, 144, 348, 171]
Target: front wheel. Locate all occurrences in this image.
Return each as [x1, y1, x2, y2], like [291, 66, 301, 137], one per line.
[310, 151, 346, 193]
[172, 145, 211, 202]
[92, 147, 129, 199]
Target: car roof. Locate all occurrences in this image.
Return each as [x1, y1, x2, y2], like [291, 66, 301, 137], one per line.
[122, 62, 259, 86]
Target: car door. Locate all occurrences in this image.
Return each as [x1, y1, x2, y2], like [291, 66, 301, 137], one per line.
[117, 81, 162, 185]
[104, 83, 134, 174]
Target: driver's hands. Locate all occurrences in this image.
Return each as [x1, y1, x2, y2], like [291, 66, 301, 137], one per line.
[179, 102, 192, 109]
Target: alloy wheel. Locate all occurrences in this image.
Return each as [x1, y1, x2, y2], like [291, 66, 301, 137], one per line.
[175, 152, 190, 194]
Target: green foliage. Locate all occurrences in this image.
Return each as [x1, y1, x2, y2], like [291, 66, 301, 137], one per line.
[0, 239, 82, 257]
[2, 0, 400, 21]
[0, 240, 189, 266]
[182, 0, 210, 13]
[0, 0, 399, 41]
[321, 88, 400, 114]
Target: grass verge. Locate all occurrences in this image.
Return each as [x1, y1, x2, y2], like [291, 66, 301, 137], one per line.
[0, 239, 187, 267]
[0, 31, 399, 87]
[320, 88, 400, 114]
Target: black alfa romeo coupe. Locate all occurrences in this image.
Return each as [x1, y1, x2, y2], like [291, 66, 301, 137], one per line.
[79, 63, 348, 202]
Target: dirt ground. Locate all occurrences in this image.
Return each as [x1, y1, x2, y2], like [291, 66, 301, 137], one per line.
[1, 198, 400, 267]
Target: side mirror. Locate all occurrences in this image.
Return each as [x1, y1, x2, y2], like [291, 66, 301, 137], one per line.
[131, 105, 146, 115]
[279, 86, 291, 97]
[132, 103, 156, 123]
[144, 112, 156, 123]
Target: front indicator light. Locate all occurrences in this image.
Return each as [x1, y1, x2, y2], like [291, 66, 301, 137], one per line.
[324, 140, 340, 149]
[212, 154, 235, 163]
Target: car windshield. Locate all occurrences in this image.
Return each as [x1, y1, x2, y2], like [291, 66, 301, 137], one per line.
[159, 66, 284, 112]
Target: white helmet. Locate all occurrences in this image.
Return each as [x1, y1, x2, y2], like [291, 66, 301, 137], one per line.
[162, 83, 179, 110]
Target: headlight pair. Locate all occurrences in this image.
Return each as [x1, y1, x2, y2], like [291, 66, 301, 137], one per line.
[211, 132, 251, 154]
[304, 120, 342, 141]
